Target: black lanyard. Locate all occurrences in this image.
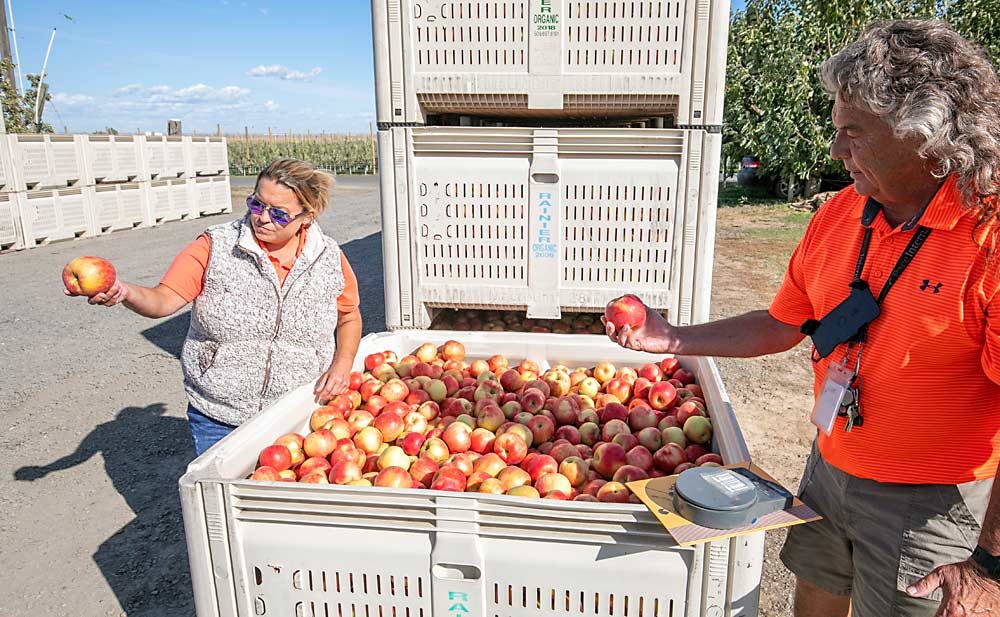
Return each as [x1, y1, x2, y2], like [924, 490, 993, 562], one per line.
[851, 223, 931, 340]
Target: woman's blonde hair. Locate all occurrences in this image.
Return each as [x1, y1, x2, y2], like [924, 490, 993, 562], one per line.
[256, 158, 335, 215]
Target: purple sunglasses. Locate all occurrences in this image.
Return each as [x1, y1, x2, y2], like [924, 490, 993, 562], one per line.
[246, 194, 309, 227]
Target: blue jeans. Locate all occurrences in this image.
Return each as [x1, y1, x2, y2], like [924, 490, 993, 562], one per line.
[187, 404, 237, 456]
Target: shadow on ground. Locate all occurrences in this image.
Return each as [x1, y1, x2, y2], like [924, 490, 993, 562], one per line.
[14, 403, 195, 616]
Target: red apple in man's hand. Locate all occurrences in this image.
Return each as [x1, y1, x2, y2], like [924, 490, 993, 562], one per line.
[604, 294, 646, 330]
[63, 256, 117, 296]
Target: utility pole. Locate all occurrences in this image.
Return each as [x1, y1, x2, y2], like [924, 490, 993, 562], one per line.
[34, 81, 46, 130]
[0, 5, 15, 93]
[34, 28, 55, 131]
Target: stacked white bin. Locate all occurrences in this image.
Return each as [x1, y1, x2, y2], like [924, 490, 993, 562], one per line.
[178, 2, 761, 617]
[368, 2, 753, 615]
[5, 134, 93, 248]
[0, 134, 232, 251]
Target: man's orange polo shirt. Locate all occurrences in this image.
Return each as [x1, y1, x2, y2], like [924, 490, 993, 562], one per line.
[770, 176, 1000, 484]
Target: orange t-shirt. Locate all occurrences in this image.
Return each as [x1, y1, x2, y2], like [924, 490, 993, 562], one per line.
[770, 176, 1000, 484]
[160, 232, 360, 313]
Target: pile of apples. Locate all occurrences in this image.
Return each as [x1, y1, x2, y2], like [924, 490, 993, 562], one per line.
[249, 340, 720, 503]
[431, 309, 610, 335]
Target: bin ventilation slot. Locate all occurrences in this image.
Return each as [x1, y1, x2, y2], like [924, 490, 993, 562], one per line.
[283, 568, 425, 599]
[415, 2, 527, 69]
[566, 1, 684, 71]
[295, 603, 425, 617]
[562, 183, 673, 287]
[491, 583, 673, 616]
[418, 181, 528, 283]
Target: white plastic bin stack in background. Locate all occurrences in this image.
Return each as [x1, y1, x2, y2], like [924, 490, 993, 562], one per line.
[188, 136, 229, 177]
[149, 178, 193, 223]
[372, 0, 730, 127]
[142, 135, 188, 179]
[90, 182, 152, 233]
[190, 175, 233, 217]
[83, 135, 143, 184]
[180, 331, 764, 617]
[380, 126, 721, 329]
[0, 139, 22, 250]
[0, 133, 232, 250]
[0, 133, 16, 192]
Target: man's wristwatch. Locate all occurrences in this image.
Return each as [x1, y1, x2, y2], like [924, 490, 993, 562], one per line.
[971, 546, 1000, 580]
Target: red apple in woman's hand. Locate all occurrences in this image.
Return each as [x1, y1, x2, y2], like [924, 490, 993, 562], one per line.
[62, 256, 116, 296]
[604, 294, 647, 330]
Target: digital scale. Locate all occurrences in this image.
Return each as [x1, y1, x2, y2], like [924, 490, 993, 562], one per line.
[671, 466, 795, 529]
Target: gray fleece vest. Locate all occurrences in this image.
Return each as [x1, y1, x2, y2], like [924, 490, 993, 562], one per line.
[180, 216, 345, 425]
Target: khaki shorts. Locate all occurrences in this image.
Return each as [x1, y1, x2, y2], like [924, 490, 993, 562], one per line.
[780, 441, 992, 617]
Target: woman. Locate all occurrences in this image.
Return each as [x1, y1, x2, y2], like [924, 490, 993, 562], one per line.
[67, 158, 363, 455]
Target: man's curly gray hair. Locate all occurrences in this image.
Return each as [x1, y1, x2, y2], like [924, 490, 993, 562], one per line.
[821, 19, 1000, 240]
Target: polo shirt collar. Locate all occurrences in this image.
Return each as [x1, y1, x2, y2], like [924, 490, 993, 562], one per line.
[237, 214, 327, 263]
[858, 175, 967, 231]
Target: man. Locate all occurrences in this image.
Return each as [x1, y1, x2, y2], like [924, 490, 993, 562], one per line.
[606, 20, 1000, 617]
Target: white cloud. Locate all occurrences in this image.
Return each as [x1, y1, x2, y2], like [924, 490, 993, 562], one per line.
[247, 64, 322, 81]
[113, 83, 143, 97]
[122, 83, 253, 106]
[52, 93, 95, 106]
[263, 100, 279, 111]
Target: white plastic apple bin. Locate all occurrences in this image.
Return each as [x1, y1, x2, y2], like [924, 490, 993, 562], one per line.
[90, 182, 152, 234]
[143, 135, 189, 179]
[379, 126, 721, 330]
[0, 192, 24, 250]
[189, 136, 230, 177]
[7, 133, 88, 190]
[190, 175, 233, 218]
[0, 131, 15, 192]
[371, 0, 730, 126]
[149, 177, 194, 223]
[84, 134, 144, 183]
[180, 331, 764, 617]
[14, 186, 95, 247]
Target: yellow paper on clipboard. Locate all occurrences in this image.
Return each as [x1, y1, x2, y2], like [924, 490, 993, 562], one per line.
[627, 462, 822, 547]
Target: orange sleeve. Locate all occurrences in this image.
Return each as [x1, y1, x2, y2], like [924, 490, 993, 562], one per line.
[337, 254, 361, 313]
[160, 234, 211, 302]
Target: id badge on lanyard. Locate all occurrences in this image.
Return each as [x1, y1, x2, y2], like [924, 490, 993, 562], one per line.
[811, 357, 857, 435]
[811, 338, 866, 434]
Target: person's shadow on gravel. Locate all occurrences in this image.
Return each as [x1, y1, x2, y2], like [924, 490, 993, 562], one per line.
[14, 403, 195, 616]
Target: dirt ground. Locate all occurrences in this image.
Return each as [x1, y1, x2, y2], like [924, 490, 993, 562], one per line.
[0, 178, 815, 617]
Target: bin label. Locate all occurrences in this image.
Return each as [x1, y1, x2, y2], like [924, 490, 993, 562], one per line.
[532, 191, 557, 259]
[533, 0, 559, 36]
[447, 592, 470, 617]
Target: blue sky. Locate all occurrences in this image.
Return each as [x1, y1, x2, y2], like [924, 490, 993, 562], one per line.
[17, 0, 747, 135]
[16, 0, 375, 135]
